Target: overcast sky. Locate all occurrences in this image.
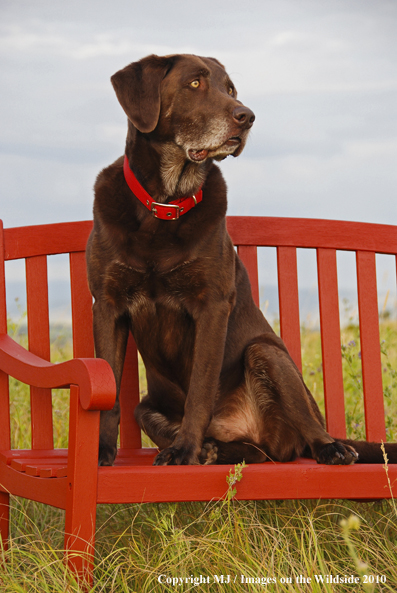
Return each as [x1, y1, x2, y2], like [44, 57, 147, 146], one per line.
[1, 0, 397, 309]
[1, 0, 396, 229]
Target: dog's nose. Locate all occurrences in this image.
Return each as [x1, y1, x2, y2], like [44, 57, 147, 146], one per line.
[232, 105, 255, 128]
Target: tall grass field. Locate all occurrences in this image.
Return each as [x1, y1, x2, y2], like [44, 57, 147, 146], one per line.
[1, 311, 397, 592]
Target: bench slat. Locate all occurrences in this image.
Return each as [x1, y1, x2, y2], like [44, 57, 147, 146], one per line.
[0, 449, 67, 465]
[227, 216, 397, 254]
[4, 221, 93, 261]
[277, 246, 302, 371]
[26, 256, 53, 450]
[119, 334, 142, 449]
[70, 251, 94, 358]
[0, 222, 10, 451]
[237, 245, 260, 307]
[317, 248, 346, 438]
[25, 463, 68, 478]
[356, 251, 386, 442]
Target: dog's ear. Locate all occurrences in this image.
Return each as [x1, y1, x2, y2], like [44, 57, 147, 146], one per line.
[111, 55, 173, 133]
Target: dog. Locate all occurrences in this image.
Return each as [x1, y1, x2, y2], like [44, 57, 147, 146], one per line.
[87, 53, 397, 467]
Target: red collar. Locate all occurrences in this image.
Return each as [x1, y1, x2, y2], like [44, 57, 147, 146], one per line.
[123, 156, 203, 220]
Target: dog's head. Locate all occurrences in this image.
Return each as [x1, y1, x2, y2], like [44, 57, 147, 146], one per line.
[111, 54, 255, 164]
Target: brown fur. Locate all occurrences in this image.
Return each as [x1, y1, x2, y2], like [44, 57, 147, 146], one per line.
[87, 54, 397, 467]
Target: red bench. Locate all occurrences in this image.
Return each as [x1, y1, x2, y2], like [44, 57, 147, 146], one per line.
[0, 216, 396, 585]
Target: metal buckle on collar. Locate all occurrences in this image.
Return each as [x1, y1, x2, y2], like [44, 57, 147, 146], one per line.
[151, 201, 180, 220]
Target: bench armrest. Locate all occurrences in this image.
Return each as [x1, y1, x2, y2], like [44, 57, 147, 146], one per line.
[0, 334, 116, 411]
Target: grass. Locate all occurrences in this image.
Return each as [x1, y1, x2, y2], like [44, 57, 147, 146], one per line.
[2, 494, 397, 591]
[1, 313, 397, 591]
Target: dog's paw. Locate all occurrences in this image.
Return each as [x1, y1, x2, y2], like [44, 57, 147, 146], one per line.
[317, 441, 359, 465]
[153, 445, 199, 466]
[98, 443, 117, 466]
[199, 439, 218, 465]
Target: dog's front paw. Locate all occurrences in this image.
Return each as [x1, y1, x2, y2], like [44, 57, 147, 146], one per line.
[98, 442, 117, 466]
[317, 441, 358, 465]
[153, 445, 199, 466]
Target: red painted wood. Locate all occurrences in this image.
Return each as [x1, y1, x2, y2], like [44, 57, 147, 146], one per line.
[0, 449, 68, 471]
[5, 216, 397, 262]
[7, 449, 67, 472]
[276, 246, 302, 371]
[114, 448, 158, 465]
[3, 221, 93, 261]
[1, 448, 68, 478]
[26, 256, 53, 450]
[0, 335, 116, 411]
[227, 217, 397, 254]
[317, 249, 346, 438]
[356, 251, 386, 442]
[119, 333, 141, 449]
[70, 251, 94, 359]
[4, 217, 397, 261]
[0, 463, 67, 509]
[97, 458, 397, 503]
[0, 368, 10, 450]
[0, 491, 9, 551]
[0, 221, 10, 452]
[25, 463, 68, 478]
[237, 245, 260, 307]
[64, 386, 99, 584]
[0, 222, 7, 334]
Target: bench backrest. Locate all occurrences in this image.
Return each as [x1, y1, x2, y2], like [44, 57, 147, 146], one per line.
[1, 217, 396, 452]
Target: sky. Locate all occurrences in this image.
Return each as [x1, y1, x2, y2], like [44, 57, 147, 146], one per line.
[1, 0, 396, 315]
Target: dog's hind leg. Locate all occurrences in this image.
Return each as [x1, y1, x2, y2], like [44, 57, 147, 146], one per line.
[245, 336, 359, 465]
[134, 397, 182, 451]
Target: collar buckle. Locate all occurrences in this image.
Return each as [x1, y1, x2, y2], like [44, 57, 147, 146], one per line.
[124, 155, 202, 220]
[151, 201, 180, 220]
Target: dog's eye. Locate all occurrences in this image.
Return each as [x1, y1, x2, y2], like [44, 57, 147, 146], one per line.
[228, 86, 234, 95]
[190, 80, 200, 88]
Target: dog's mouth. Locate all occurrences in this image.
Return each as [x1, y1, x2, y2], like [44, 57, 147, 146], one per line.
[188, 148, 209, 162]
[224, 137, 242, 148]
[188, 137, 241, 162]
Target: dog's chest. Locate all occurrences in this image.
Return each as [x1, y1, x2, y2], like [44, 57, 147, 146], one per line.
[103, 257, 205, 367]
[103, 256, 208, 317]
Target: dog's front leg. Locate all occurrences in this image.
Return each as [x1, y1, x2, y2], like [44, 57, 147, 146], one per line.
[92, 300, 130, 465]
[153, 304, 230, 465]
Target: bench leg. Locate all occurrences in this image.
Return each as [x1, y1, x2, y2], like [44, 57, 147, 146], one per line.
[65, 509, 96, 589]
[65, 387, 100, 587]
[0, 491, 9, 551]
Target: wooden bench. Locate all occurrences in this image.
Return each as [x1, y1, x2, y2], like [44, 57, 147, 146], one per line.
[0, 216, 396, 584]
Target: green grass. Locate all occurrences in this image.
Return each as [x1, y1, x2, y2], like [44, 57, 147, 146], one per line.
[2, 493, 397, 591]
[1, 315, 397, 592]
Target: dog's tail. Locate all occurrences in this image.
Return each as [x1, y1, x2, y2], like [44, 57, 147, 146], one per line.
[340, 439, 397, 464]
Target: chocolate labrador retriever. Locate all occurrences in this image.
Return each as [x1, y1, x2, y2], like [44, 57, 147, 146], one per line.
[87, 53, 397, 467]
